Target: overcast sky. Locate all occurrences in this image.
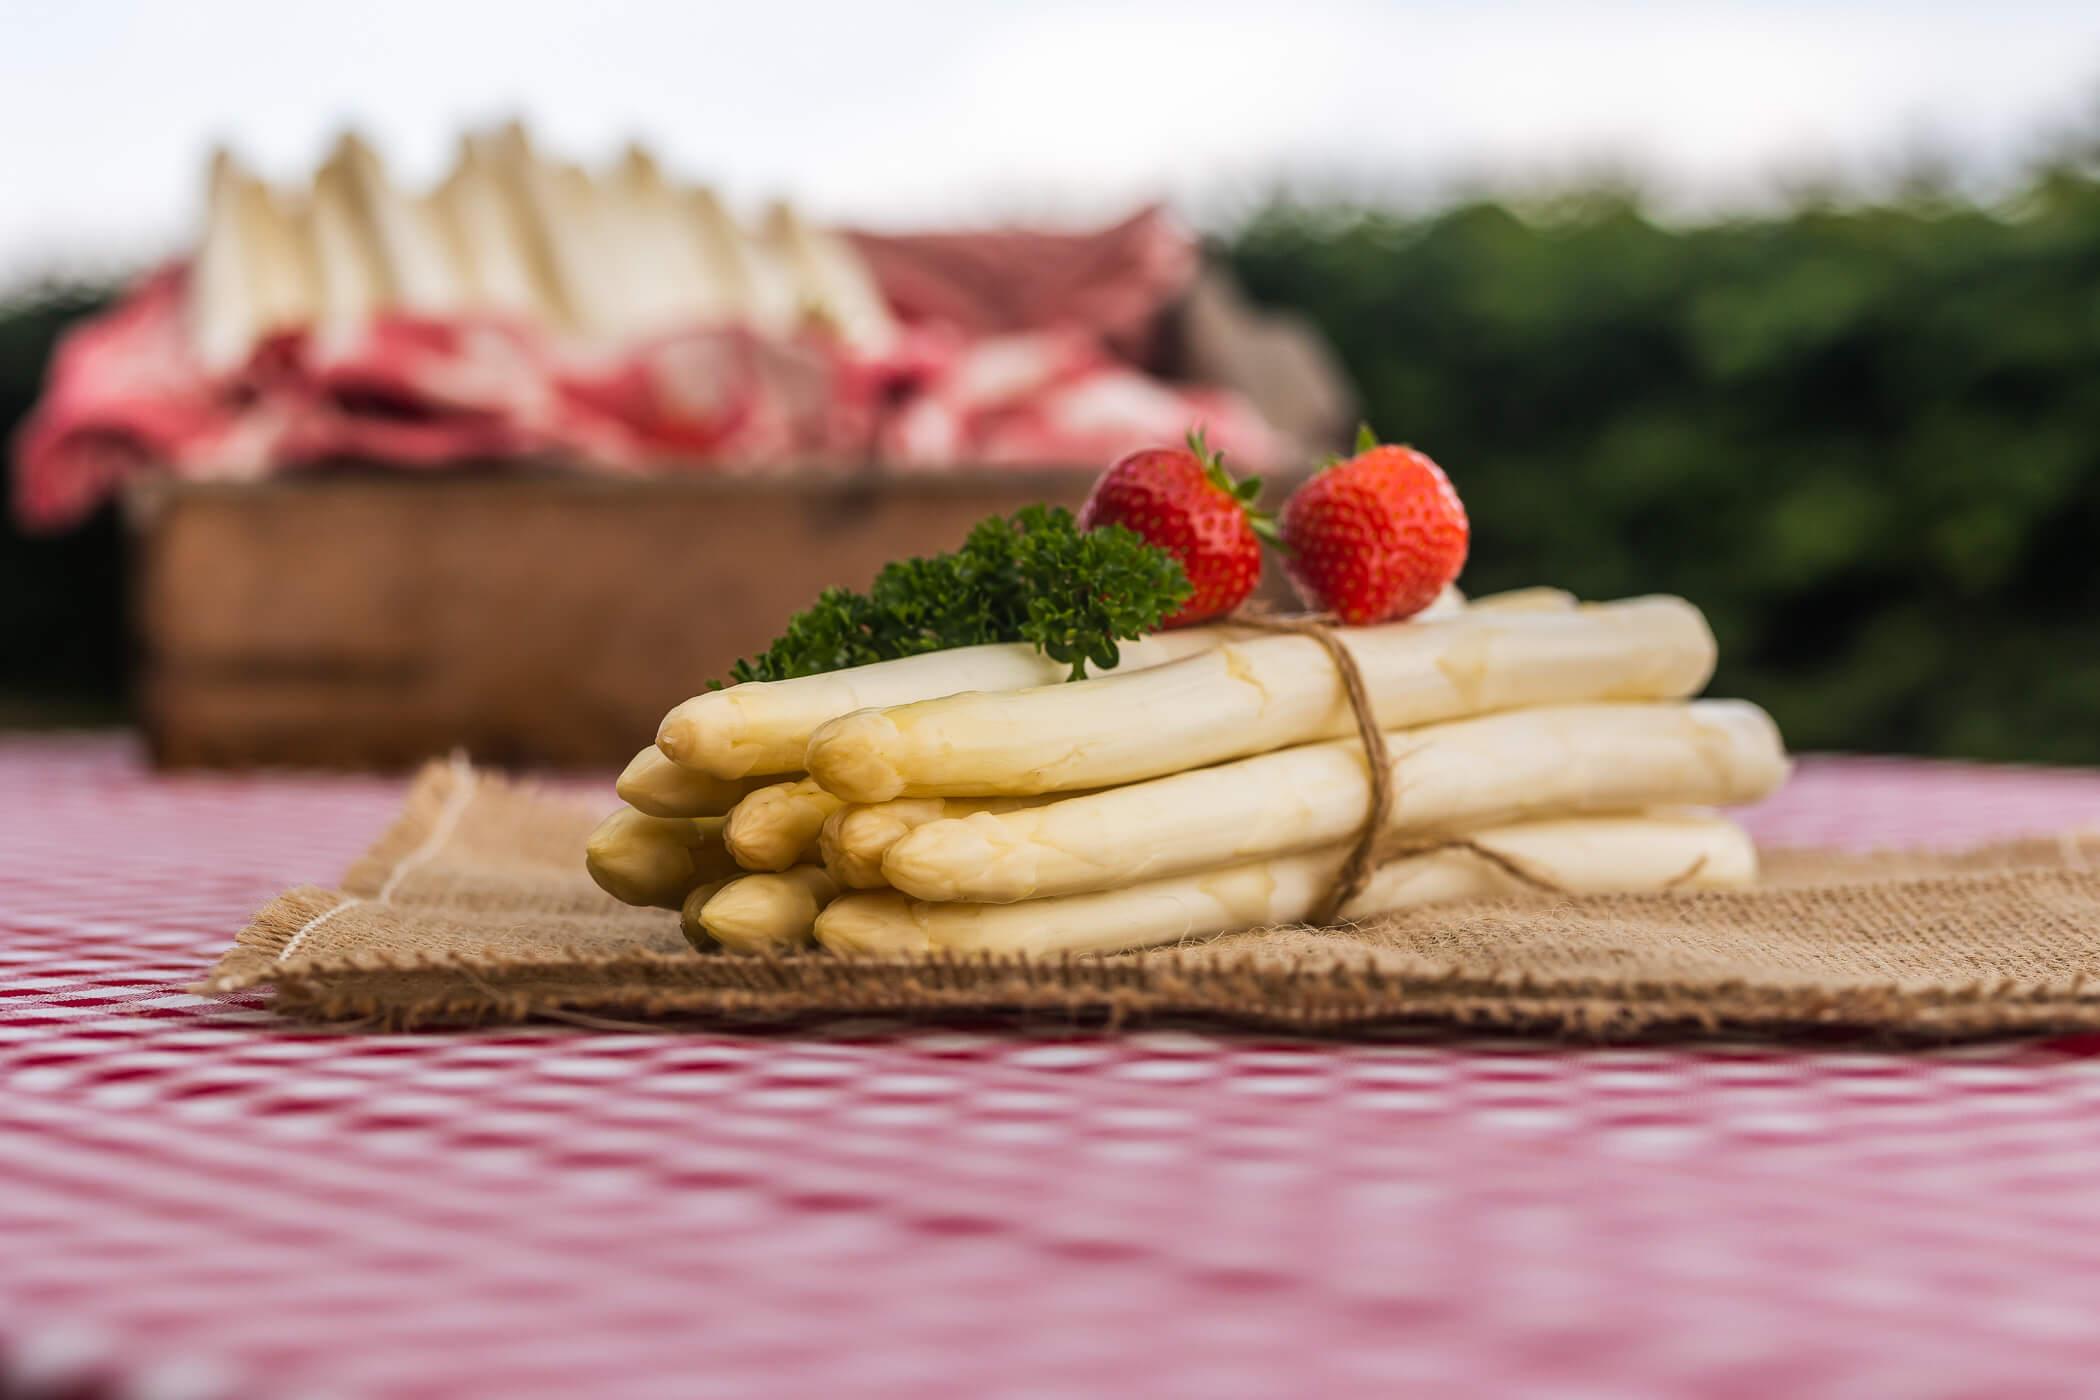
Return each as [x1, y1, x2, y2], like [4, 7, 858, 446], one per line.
[3, 0, 2097, 279]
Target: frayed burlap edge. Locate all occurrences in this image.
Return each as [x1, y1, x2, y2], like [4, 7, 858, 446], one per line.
[338, 754, 478, 899]
[249, 955, 2100, 1040]
[205, 879, 2100, 1041]
[197, 760, 2100, 1040]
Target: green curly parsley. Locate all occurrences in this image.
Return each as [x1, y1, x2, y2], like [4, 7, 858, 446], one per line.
[724, 505, 1193, 685]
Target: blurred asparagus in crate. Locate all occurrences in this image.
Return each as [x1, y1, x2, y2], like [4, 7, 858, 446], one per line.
[14, 124, 1345, 768]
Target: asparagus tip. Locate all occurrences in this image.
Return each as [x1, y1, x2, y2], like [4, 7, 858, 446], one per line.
[804, 710, 908, 804]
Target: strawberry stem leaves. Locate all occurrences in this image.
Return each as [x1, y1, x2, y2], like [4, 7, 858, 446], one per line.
[1186, 425, 1279, 548]
[1315, 423, 1385, 474]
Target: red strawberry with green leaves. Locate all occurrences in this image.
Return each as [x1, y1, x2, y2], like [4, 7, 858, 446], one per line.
[1280, 426, 1469, 625]
[1078, 428, 1277, 627]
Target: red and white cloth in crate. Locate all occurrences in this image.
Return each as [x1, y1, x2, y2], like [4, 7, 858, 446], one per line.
[11, 210, 1282, 529]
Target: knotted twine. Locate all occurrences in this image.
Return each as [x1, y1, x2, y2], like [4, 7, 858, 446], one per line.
[1228, 609, 1567, 925]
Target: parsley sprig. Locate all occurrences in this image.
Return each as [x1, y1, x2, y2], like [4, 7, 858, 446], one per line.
[724, 505, 1193, 685]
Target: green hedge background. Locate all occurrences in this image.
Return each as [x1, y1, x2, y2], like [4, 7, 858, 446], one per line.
[4, 164, 2099, 758]
[1228, 172, 2100, 763]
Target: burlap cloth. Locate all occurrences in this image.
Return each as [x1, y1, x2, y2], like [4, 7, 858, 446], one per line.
[201, 759, 2100, 1039]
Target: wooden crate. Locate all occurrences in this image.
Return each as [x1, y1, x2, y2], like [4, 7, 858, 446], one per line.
[130, 471, 1125, 769]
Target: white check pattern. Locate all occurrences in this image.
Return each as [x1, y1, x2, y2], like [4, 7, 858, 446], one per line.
[5, 736, 2100, 1399]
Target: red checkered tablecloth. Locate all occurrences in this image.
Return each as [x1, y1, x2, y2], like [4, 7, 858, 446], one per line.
[6, 735, 2100, 1399]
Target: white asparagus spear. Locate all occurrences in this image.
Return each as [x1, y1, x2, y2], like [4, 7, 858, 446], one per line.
[584, 809, 740, 909]
[329, 132, 462, 312]
[191, 151, 318, 369]
[467, 126, 576, 328]
[192, 150, 265, 370]
[616, 747, 783, 819]
[807, 597, 1716, 803]
[309, 155, 386, 338]
[658, 626, 1237, 779]
[1418, 583, 1465, 618]
[759, 200, 897, 352]
[728, 196, 803, 337]
[1407, 582, 1567, 618]
[676, 878, 734, 951]
[695, 867, 838, 955]
[605, 144, 724, 331]
[656, 583, 1497, 786]
[819, 796, 1052, 890]
[816, 812, 1755, 958]
[881, 700, 1787, 903]
[479, 122, 625, 335]
[550, 161, 641, 337]
[1465, 586, 1576, 613]
[430, 138, 553, 321]
[243, 178, 318, 339]
[723, 779, 846, 872]
[571, 149, 713, 339]
[682, 185, 775, 329]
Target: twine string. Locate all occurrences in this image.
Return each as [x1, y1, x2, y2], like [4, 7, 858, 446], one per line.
[1371, 836, 1583, 897]
[1228, 609, 1570, 924]
[1227, 610, 1395, 925]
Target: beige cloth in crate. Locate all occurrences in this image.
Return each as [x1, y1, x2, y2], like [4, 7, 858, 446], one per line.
[202, 760, 2100, 1039]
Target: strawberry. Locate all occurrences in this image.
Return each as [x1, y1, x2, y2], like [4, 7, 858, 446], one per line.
[1280, 427, 1469, 625]
[1078, 428, 1276, 627]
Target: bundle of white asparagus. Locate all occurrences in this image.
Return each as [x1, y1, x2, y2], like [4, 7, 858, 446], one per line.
[586, 588, 1789, 959]
[191, 124, 895, 370]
